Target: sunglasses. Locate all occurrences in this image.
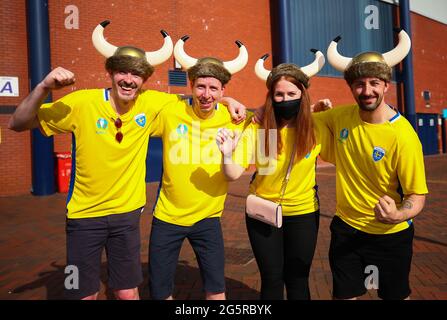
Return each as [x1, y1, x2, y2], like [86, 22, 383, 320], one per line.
[113, 118, 123, 143]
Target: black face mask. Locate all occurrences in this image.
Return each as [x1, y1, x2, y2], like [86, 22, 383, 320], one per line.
[273, 98, 301, 120]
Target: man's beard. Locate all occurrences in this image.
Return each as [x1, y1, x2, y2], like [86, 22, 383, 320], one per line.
[356, 93, 383, 112]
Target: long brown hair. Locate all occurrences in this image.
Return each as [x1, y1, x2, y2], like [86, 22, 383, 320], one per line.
[262, 75, 316, 161]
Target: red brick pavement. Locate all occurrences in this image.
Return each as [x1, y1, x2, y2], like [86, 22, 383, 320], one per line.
[1, 154, 446, 300]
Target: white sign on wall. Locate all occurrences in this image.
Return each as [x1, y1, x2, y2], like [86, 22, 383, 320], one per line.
[0, 77, 19, 97]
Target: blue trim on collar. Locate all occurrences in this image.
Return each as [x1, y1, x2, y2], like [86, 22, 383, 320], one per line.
[104, 88, 110, 101]
[389, 111, 400, 123]
[388, 105, 400, 123]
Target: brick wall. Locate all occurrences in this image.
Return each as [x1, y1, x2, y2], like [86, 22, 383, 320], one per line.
[0, 117, 32, 196]
[0, 1, 31, 196]
[411, 13, 447, 114]
[0, 1, 29, 107]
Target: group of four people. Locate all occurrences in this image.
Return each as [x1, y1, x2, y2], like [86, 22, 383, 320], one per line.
[8, 21, 427, 300]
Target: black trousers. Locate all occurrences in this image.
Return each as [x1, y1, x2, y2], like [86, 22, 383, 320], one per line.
[246, 211, 319, 300]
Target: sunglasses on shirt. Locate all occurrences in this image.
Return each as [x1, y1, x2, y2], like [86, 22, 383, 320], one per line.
[113, 118, 123, 143]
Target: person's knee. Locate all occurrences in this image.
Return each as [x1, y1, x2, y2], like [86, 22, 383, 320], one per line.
[114, 288, 139, 300]
[81, 292, 99, 300]
[206, 292, 226, 300]
[261, 270, 283, 284]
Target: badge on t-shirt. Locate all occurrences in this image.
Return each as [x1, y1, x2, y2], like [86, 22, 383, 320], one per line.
[135, 113, 146, 127]
[96, 118, 108, 134]
[338, 128, 349, 143]
[176, 124, 188, 135]
[372, 146, 385, 162]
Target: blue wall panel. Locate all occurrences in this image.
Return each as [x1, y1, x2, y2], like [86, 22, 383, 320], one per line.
[275, 0, 395, 77]
[146, 137, 163, 183]
[417, 113, 439, 155]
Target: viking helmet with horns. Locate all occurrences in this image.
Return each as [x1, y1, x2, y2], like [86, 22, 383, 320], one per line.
[327, 29, 411, 84]
[173, 35, 248, 85]
[254, 49, 325, 89]
[92, 20, 174, 80]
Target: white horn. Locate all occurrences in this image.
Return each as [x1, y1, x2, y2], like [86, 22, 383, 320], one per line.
[254, 54, 271, 81]
[327, 36, 352, 71]
[301, 49, 326, 77]
[145, 30, 174, 66]
[223, 40, 249, 74]
[173, 36, 197, 70]
[383, 29, 411, 67]
[92, 20, 117, 58]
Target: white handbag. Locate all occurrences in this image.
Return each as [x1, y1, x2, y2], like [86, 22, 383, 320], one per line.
[246, 194, 283, 228]
[245, 146, 295, 228]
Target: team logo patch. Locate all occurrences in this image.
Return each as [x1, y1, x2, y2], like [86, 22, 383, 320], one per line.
[372, 146, 385, 162]
[338, 128, 349, 143]
[176, 124, 188, 135]
[305, 152, 311, 159]
[96, 118, 108, 133]
[135, 113, 146, 127]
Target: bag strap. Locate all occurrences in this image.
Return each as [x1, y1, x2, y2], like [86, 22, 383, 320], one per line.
[279, 143, 296, 203]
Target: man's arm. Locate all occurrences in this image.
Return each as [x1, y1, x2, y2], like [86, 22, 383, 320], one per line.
[8, 67, 75, 132]
[220, 97, 246, 124]
[374, 194, 426, 224]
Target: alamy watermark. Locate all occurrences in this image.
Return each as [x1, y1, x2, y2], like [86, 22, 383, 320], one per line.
[64, 5, 79, 30]
[364, 5, 379, 30]
[64, 265, 79, 290]
[364, 265, 379, 290]
[167, 122, 279, 175]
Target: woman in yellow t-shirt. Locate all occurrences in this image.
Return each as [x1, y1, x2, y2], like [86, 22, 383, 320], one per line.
[216, 52, 330, 300]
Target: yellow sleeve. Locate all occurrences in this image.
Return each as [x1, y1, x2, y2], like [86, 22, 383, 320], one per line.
[143, 91, 183, 137]
[233, 123, 256, 169]
[396, 126, 428, 195]
[37, 91, 81, 136]
[312, 111, 335, 164]
[142, 90, 182, 116]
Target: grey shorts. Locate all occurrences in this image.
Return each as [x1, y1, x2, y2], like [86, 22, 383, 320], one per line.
[64, 208, 143, 299]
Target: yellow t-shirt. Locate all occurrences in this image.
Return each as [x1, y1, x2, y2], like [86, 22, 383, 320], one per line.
[38, 88, 179, 219]
[150, 100, 251, 226]
[313, 105, 428, 234]
[233, 123, 321, 216]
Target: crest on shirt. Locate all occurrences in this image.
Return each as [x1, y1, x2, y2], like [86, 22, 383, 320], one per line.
[372, 146, 385, 162]
[96, 118, 108, 134]
[96, 118, 108, 129]
[176, 124, 188, 135]
[135, 113, 146, 128]
[338, 128, 349, 143]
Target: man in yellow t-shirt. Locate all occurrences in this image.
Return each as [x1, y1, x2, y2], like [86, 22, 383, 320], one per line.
[315, 31, 428, 300]
[148, 36, 250, 300]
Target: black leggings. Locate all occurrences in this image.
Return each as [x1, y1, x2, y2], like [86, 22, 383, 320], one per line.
[246, 211, 319, 300]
